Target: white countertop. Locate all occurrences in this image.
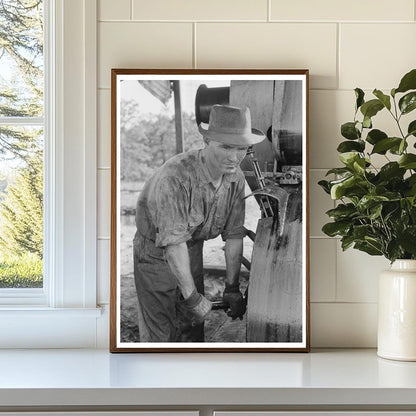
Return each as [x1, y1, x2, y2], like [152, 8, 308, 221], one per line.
[0, 348, 416, 407]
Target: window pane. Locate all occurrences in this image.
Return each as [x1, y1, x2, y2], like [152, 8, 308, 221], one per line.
[0, 0, 44, 117]
[0, 126, 43, 288]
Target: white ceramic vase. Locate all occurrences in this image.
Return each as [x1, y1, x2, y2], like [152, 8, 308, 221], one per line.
[378, 259, 416, 361]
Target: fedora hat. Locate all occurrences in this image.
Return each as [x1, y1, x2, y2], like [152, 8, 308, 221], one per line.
[198, 104, 265, 146]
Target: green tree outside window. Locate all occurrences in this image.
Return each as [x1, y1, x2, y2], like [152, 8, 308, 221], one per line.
[0, 0, 44, 288]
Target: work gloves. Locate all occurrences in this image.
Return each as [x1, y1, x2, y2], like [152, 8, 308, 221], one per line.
[223, 283, 246, 320]
[180, 289, 212, 327]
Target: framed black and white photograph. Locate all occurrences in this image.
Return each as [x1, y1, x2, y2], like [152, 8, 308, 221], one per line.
[110, 69, 310, 352]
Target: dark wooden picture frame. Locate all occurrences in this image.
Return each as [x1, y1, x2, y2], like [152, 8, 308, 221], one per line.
[110, 69, 310, 352]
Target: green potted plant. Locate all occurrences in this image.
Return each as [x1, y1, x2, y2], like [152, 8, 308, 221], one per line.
[319, 68, 416, 361]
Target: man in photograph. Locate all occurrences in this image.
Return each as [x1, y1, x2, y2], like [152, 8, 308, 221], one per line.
[133, 104, 265, 342]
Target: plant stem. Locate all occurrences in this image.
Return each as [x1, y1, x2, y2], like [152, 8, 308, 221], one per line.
[390, 97, 406, 139]
[380, 214, 391, 241]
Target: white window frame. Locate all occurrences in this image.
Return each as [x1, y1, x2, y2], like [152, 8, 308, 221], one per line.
[0, 0, 101, 348]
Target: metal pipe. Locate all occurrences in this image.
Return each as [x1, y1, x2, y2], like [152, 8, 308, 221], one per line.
[172, 80, 184, 154]
[247, 147, 274, 217]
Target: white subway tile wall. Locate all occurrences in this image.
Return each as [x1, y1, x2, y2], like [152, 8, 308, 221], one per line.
[311, 303, 378, 347]
[97, 239, 110, 305]
[99, 0, 131, 21]
[310, 239, 336, 302]
[132, 0, 268, 21]
[309, 90, 354, 169]
[98, 22, 193, 88]
[196, 23, 338, 89]
[98, 90, 111, 168]
[336, 246, 389, 303]
[97, 0, 416, 347]
[309, 170, 334, 237]
[97, 169, 111, 238]
[340, 24, 416, 90]
[270, 0, 414, 22]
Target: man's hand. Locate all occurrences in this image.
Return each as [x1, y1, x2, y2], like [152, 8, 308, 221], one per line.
[223, 283, 246, 320]
[180, 289, 212, 326]
[223, 238, 245, 319]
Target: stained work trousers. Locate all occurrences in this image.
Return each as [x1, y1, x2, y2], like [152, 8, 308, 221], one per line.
[133, 236, 205, 342]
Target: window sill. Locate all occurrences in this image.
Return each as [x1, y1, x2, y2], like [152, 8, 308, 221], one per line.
[0, 307, 105, 348]
[0, 306, 102, 316]
[0, 349, 415, 410]
[0, 288, 47, 306]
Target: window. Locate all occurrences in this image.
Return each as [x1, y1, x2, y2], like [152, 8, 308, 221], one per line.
[0, 0, 101, 348]
[0, 0, 44, 292]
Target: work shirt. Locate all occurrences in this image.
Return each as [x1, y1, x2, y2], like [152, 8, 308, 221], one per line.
[135, 149, 246, 249]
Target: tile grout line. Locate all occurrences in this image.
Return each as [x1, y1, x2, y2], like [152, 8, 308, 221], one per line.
[97, 87, 374, 92]
[311, 301, 378, 305]
[336, 22, 340, 90]
[100, 167, 346, 173]
[193, 22, 197, 69]
[97, 19, 415, 24]
[309, 236, 338, 239]
[268, 0, 271, 22]
[130, 0, 133, 20]
[333, 230, 339, 303]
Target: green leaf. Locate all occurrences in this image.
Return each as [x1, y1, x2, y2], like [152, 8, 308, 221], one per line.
[399, 154, 416, 169]
[330, 175, 369, 200]
[391, 88, 396, 97]
[326, 203, 357, 220]
[405, 175, 416, 196]
[374, 184, 388, 195]
[386, 240, 402, 263]
[407, 195, 416, 207]
[354, 241, 383, 256]
[337, 140, 365, 153]
[395, 69, 416, 94]
[384, 204, 400, 222]
[363, 116, 372, 129]
[383, 191, 401, 201]
[369, 203, 383, 220]
[410, 206, 416, 222]
[337, 152, 369, 174]
[398, 226, 416, 255]
[371, 137, 402, 154]
[406, 174, 416, 190]
[366, 129, 387, 145]
[389, 139, 408, 155]
[360, 99, 384, 119]
[341, 122, 361, 140]
[357, 195, 389, 211]
[330, 175, 357, 199]
[377, 162, 406, 182]
[353, 158, 366, 174]
[365, 236, 384, 251]
[341, 235, 355, 251]
[407, 120, 416, 138]
[322, 221, 351, 237]
[379, 138, 409, 155]
[325, 167, 352, 176]
[355, 88, 365, 110]
[399, 92, 416, 115]
[373, 89, 391, 110]
[339, 152, 360, 167]
[318, 180, 331, 194]
[353, 225, 374, 240]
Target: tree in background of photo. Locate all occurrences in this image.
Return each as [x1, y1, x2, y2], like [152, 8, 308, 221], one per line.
[120, 98, 203, 184]
[0, 155, 43, 257]
[0, 0, 44, 288]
